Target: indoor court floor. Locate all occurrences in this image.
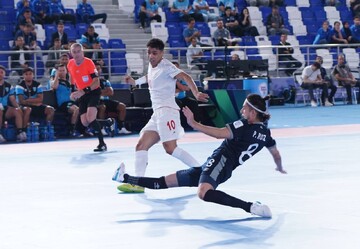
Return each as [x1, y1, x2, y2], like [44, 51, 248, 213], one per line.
[1, 104, 360, 249]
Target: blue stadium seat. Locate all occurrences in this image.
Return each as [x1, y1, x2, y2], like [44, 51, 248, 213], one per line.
[207, 0, 218, 7]
[109, 39, 126, 48]
[168, 39, 186, 57]
[165, 10, 181, 23]
[0, 7, 16, 24]
[0, 24, 14, 40]
[195, 22, 211, 36]
[64, 24, 77, 40]
[166, 22, 182, 38]
[309, 0, 323, 7]
[111, 59, 127, 75]
[0, 39, 10, 51]
[99, 39, 108, 49]
[76, 23, 88, 37]
[284, 0, 296, 6]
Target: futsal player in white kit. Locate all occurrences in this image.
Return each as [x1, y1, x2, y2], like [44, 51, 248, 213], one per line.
[119, 38, 209, 193]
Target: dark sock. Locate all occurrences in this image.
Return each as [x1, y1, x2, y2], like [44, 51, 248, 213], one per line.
[118, 121, 124, 129]
[89, 120, 104, 144]
[75, 119, 86, 133]
[17, 128, 23, 134]
[97, 118, 111, 128]
[124, 174, 168, 189]
[203, 189, 252, 213]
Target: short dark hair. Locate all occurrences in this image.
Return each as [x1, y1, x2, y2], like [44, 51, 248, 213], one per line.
[22, 67, 34, 74]
[225, 6, 231, 11]
[147, 38, 165, 51]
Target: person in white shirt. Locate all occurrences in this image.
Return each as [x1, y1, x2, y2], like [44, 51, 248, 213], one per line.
[301, 62, 333, 107]
[119, 38, 209, 193]
[186, 37, 206, 70]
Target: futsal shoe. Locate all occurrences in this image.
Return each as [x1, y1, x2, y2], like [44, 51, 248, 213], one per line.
[112, 163, 125, 182]
[117, 183, 144, 193]
[94, 143, 107, 152]
[107, 118, 115, 137]
[118, 127, 131, 134]
[250, 201, 272, 218]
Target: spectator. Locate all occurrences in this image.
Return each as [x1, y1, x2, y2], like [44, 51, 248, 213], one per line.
[76, 0, 107, 24]
[49, 0, 77, 26]
[50, 63, 79, 135]
[278, 33, 302, 76]
[222, 7, 242, 37]
[186, 37, 206, 70]
[51, 21, 69, 49]
[266, 5, 289, 36]
[301, 62, 333, 107]
[231, 53, 240, 60]
[331, 21, 348, 44]
[218, 0, 237, 17]
[332, 54, 360, 105]
[46, 38, 62, 69]
[183, 17, 202, 46]
[316, 56, 337, 104]
[16, 0, 32, 20]
[0, 65, 29, 143]
[192, 0, 218, 23]
[170, 0, 204, 22]
[138, 0, 162, 30]
[10, 36, 31, 76]
[31, 0, 56, 25]
[96, 63, 131, 135]
[49, 53, 70, 90]
[91, 41, 109, 80]
[17, 9, 36, 32]
[269, 0, 284, 7]
[15, 67, 55, 123]
[79, 25, 100, 58]
[313, 21, 331, 45]
[213, 19, 238, 46]
[238, 7, 259, 37]
[350, 0, 360, 17]
[247, 0, 269, 7]
[172, 61, 201, 128]
[341, 21, 353, 43]
[350, 16, 360, 43]
[14, 23, 38, 51]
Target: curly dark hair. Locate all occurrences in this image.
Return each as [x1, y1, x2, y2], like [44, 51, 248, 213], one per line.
[147, 38, 165, 51]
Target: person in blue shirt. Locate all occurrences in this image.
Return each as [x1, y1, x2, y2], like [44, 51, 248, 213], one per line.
[113, 93, 286, 218]
[50, 63, 79, 135]
[49, 0, 77, 25]
[218, 0, 236, 17]
[139, 0, 162, 29]
[183, 17, 201, 46]
[330, 21, 348, 44]
[313, 21, 332, 45]
[15, 67, 55, 124]
[80, 25, 100, 58]
[170, 0, 204, 22]
[0, 65, 30, 143]
[76, 0, 107, 24]
[31, 0, 56, 25]
[350, 16, 360, 43]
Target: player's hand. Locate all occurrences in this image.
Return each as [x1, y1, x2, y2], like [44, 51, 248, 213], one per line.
[182, 106, 196, 127]
[195, 92, 209, 102]
[70, 90, 84, 100]
[124, 75, 135, 85]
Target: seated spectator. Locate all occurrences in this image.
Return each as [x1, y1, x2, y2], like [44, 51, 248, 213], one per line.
[266, 6, 289, 36]
[91, 41, 109, 80]
[16, 0, 32, 20]
[156, 0, 169, 8]
[49, 53, 70, 90]
[0, 65, 30, 143]
[76, 0, 107, 24]
[269, 0, 284, 7]
[50, 63, 79, 135]
[331, 21, 348, 44]
[301, 62, 333, 107]
[238, 7, 259, 37]
[341, 21, 353, 43]
[278, 33, 302, 76]
[192, 0, 218, 23]
[313, 21, 332, 45]
[49, 0, 77, 26]
[222, 7, 242, 37]
[218, 0, 237, 17]
[46, 38, 62, 69]
[51, 21, 69, 49]
[213, 19, 238, 46]
[31, 0, 56, 25]
[14, 23, 38, 51]
[170, 0, 204, 22]
[350, 0, 360, 17]
[17, 9, 36, 32]
[172, 61, 200, 128]
[186, 37, 206, 70]
[138, 0, 162, 30]
[183, 17, 202, 46]
[80, 25, 100, 58]
[96, 63, 131, 135]
[350, 16, 360, 43]
[247, 0, 269, 7]
[316, 56, 337, 104]
[10, 36, 31, 76]
[332, 54, 360, 104]
[325, 0, 339, 6]
[15, 67, 55, 123]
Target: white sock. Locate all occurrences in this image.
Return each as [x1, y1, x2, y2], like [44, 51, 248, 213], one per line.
[135, 150, 148, 176]
[171, 147, 200, 167]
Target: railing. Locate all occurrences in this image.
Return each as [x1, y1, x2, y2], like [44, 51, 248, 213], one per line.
[0, 43, 358, 84]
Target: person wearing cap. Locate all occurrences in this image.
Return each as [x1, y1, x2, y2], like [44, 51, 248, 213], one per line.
[15, 67, 55, 124]
[301, 61, 333, 107]
[67, 43, 114, 152]
[113, 93, 286, 218]
[0, 65, 30, 143]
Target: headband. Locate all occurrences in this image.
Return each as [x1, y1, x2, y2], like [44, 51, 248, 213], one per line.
[245, 99, 268, 114]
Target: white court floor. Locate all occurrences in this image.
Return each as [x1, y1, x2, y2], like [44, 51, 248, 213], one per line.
[1, 107, 360, 249]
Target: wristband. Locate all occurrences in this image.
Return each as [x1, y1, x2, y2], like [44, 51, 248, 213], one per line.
[135, 76, 146, 85]
[83, 87, 91, 93]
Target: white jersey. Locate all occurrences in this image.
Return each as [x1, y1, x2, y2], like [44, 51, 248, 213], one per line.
[147, 58, 182, 110]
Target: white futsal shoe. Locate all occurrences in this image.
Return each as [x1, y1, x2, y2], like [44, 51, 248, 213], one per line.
[250, 201, 272, 218]
[112, 163, 125, 182]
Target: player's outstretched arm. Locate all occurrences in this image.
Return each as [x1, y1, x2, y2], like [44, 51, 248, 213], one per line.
[268, 146, 287, 174]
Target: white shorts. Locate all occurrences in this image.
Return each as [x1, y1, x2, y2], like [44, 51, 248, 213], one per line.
[140, 107, 185, 142]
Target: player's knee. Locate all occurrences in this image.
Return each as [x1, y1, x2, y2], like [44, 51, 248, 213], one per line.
[197, 187, 207, 200]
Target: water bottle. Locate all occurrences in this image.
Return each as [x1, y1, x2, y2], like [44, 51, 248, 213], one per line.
[26, 124, 32, 142]
[47, 121, 55, 141]
[32, 123, 39, 142]
[40, 126, 48, 141]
